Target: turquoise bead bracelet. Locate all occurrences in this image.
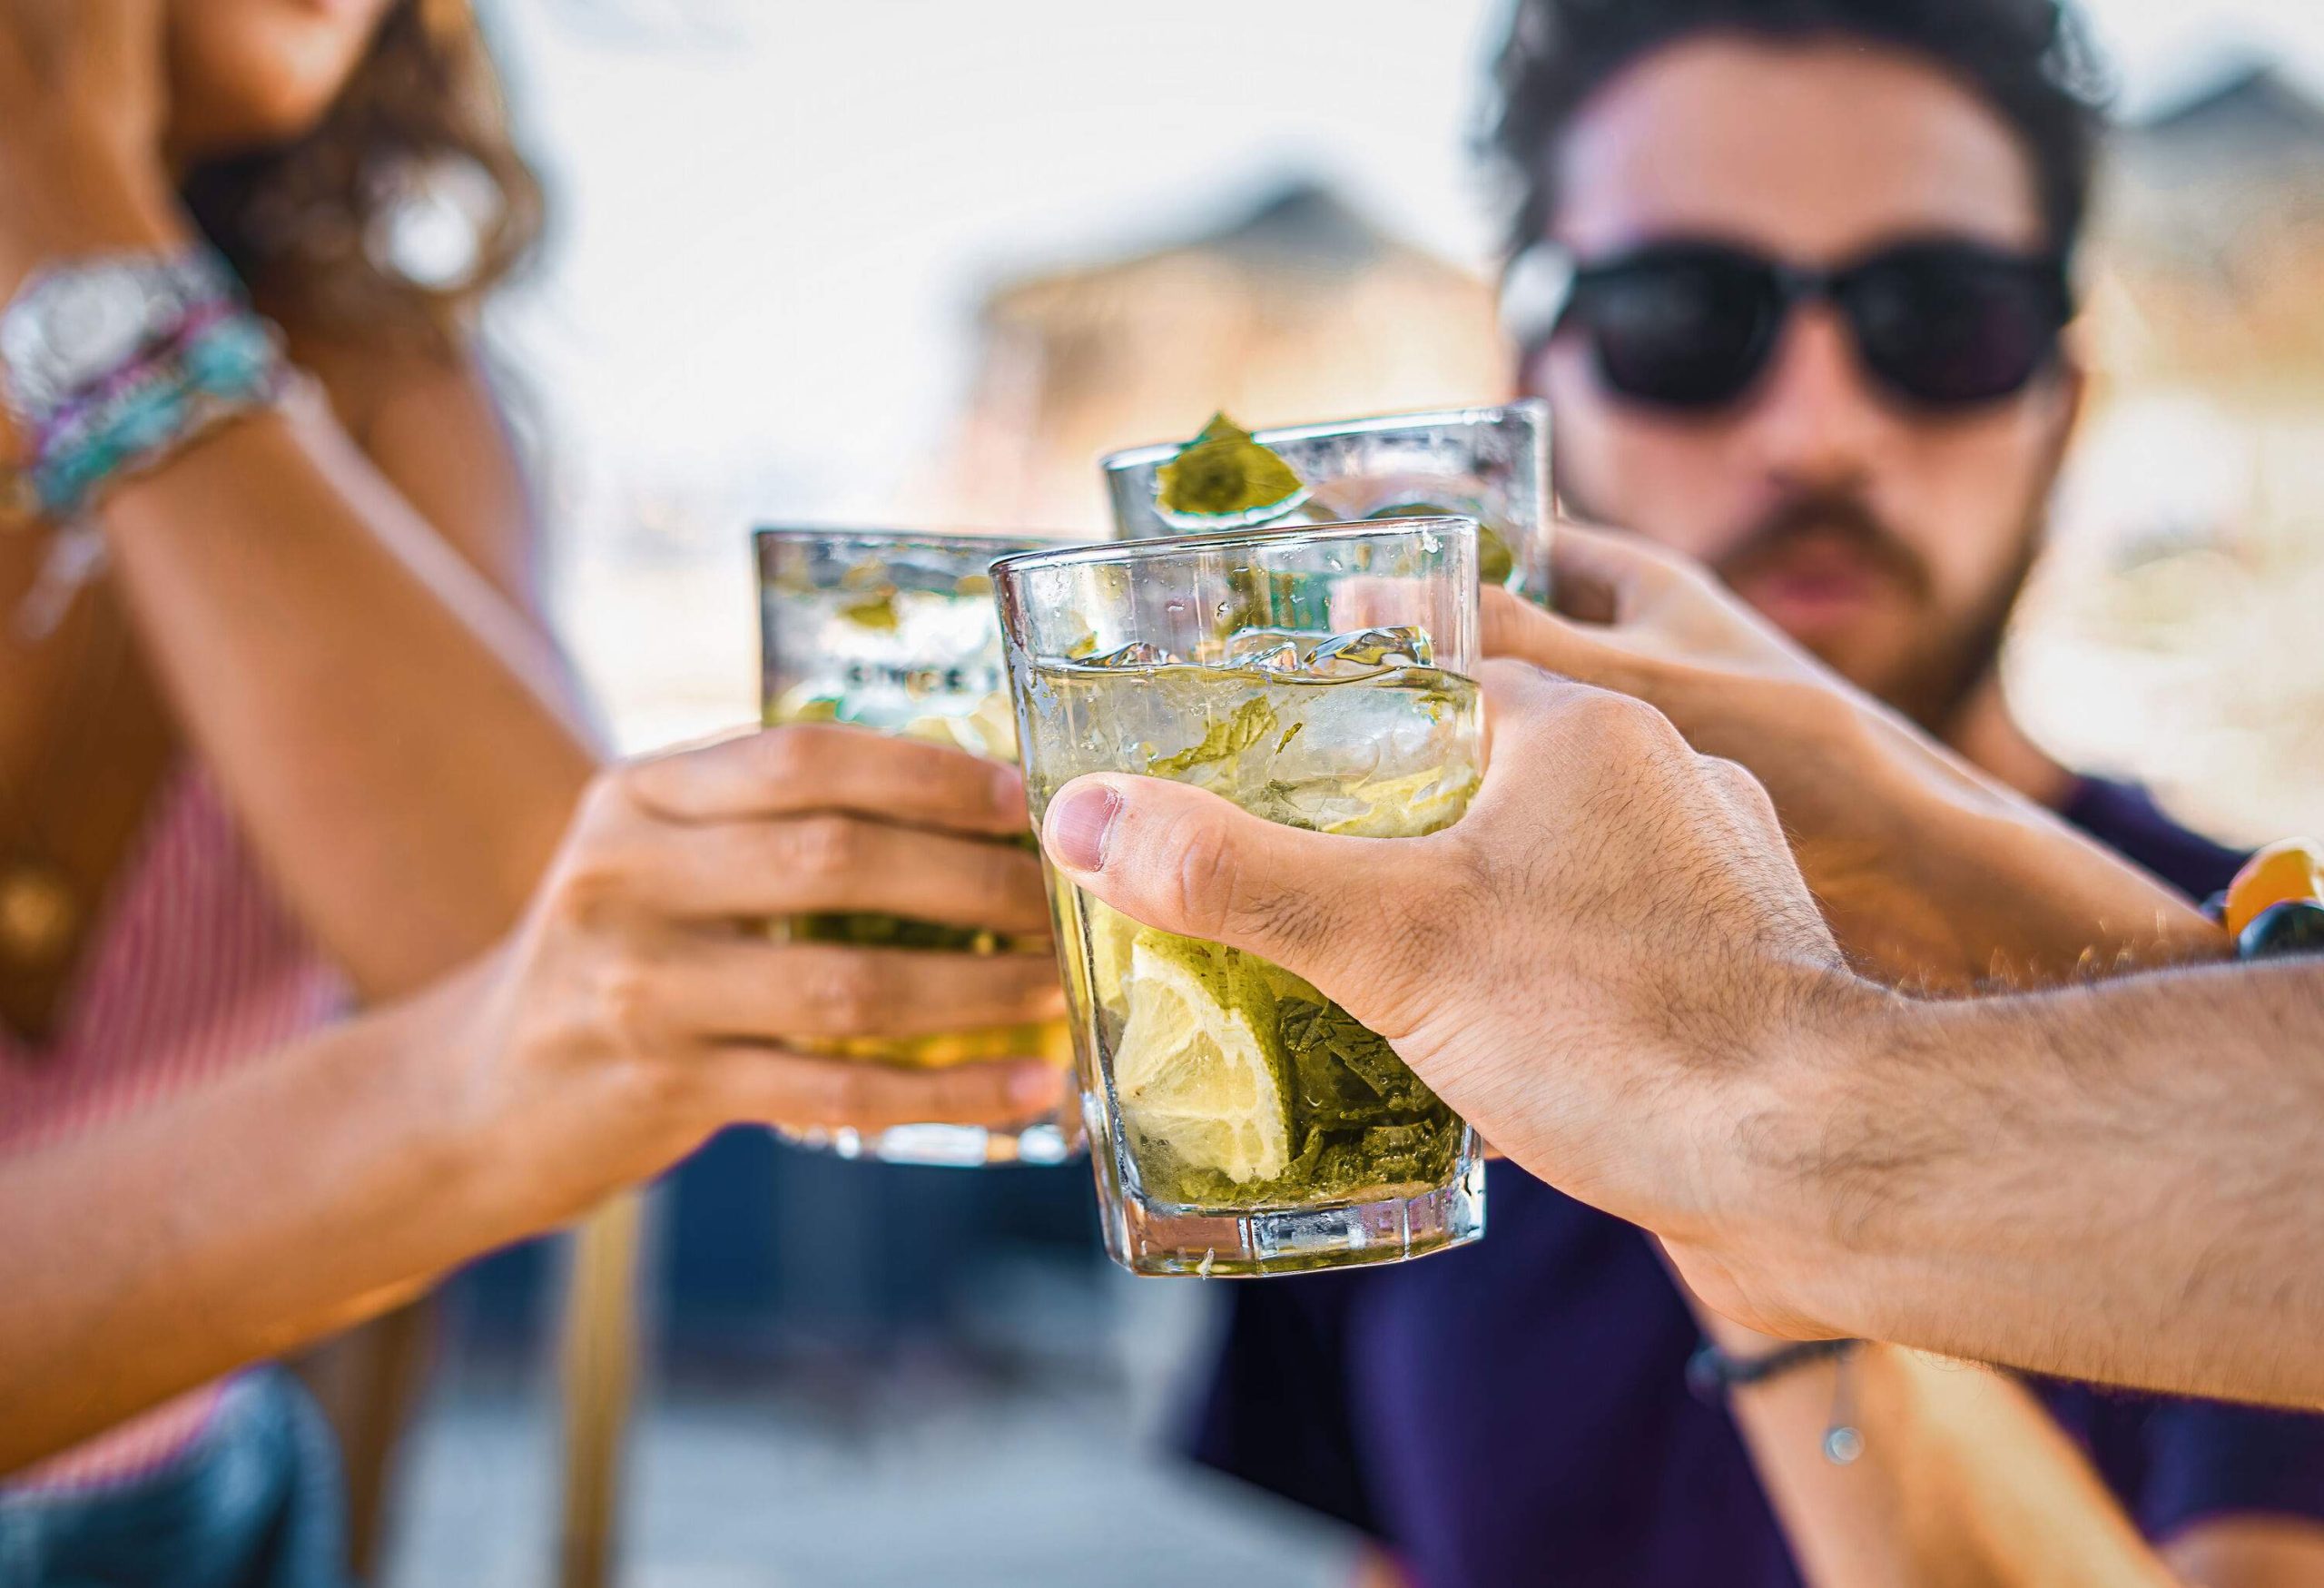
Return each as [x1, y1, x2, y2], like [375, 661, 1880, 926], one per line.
[27, 311, 286, 521]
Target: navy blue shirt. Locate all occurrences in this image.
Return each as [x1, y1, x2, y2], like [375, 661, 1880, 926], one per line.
[1192, 779, 2324, 1587]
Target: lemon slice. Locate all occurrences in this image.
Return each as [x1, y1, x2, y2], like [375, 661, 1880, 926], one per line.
[1321, 765, 1480, 838]
[1086, 897, 1144, 1018]
[894, 695, 1019, 760]
[1112, 931, 1292, 1188]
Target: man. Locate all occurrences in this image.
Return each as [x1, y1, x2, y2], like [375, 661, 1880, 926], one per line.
[1175, 3, 2324, 1584]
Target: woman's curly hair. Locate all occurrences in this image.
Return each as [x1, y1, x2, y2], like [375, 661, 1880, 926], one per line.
[179, 0, 544, 351]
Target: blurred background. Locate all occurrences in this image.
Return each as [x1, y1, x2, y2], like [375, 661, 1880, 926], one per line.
[379, 2, 2324, 1583]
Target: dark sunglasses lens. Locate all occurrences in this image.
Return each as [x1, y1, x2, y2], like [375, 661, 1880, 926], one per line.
[1580, 254, 1777, 409]
[1847, 252, 2063, 406]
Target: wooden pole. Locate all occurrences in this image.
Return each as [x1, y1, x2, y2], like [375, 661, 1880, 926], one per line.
[556, 1191, 645, 1588]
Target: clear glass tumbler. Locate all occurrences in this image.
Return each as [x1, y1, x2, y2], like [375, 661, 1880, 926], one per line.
[1101, 400, 1551, 601]
[755, 528, 1076, 1167]
[995, 518, 1487, 1276]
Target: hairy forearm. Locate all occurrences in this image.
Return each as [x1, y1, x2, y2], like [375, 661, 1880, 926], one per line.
[103, 393, 600, 997]
[1716, 1337, 2175, 1588]
[1761, 960, 2324, 1405]
[0, 969, 547, 1473]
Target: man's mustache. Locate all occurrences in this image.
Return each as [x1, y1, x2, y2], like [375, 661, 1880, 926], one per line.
[1713, 494, 1934, 603]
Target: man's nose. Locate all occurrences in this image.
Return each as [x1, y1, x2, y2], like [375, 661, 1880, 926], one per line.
[1738, 304, 1901, 489]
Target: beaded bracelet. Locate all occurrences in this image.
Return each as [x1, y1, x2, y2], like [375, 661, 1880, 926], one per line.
[2201, 839, 2324, 961]
[5, 308, 286, 526]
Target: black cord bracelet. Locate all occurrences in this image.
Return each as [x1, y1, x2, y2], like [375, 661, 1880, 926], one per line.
[1688, 1338, 1866, 1465]
[1687, 1336, 1856, 1396]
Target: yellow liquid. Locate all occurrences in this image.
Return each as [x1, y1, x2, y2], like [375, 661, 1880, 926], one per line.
[1024, 659, 1481, 1206]
[763, 695, 1071, 1074]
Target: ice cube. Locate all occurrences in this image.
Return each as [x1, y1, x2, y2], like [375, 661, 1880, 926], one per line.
[1078, 640, 1176, 670]
[1303, 626, 1434, 676]
[1220, 627, 1314, 672]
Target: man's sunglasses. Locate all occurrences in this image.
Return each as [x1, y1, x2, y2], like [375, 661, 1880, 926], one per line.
[1511, 240, 2073, 413]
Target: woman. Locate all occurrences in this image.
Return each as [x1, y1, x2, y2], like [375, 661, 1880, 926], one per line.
[0, 2, 1063, 1582]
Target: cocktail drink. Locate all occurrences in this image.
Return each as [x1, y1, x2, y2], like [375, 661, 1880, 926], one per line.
[1102, 401, 1551, 601]
[755, 528, 1075, 1166]
[995, 518, 1486, 1276]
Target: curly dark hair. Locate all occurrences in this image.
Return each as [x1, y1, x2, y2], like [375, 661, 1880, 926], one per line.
[1483, 0, 2112, 264]
[179, 0, 545, 352]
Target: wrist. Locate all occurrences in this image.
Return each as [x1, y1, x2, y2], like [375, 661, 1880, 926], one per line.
[1793, 705, 1993, 987]
[382, 956, 577, 1249]
[0, 150, 185, 295]
[1695, 963, 1911, 1340]
[1694, 1296, 1803, 1356]
[413, 941, 720, 1243]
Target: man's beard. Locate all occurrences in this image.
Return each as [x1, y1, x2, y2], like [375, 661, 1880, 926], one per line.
[1709, 489, 2040, 732]
[1557, 473, 2043, 733]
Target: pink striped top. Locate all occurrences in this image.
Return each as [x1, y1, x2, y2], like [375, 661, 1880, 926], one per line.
[0, 765, 347, 1492]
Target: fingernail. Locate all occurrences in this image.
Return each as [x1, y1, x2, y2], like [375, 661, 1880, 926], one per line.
[1046, 784, 1122, 873]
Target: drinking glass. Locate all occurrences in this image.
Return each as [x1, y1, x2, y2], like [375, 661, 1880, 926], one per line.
[1101, 400, 1552, 601]
[995, 518, 1486, 1276]
[755, 528, 1075, 1167]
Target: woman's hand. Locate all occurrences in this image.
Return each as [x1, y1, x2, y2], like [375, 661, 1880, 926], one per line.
[443, 725, 1069, 1222]
[0, 0, 179, 288]
[0, 725, 1069, 1469]
[1488, 525, 2219, 988]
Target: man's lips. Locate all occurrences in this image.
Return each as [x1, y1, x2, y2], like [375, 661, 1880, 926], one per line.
[294, 0, 382, 22]
[1729, 544, 1901, 636]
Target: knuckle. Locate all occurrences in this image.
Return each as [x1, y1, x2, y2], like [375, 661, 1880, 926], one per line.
[803, 956, 885, 1033]
[552, 849, 638, 932]
[581, 766, 644, 830]
[1217, 847, 1341, 964]
[803, 1062, 873, 1124]
[1703, 753, 1759, 794]
[591, 956, 666, 1052]
[1565, 684, 1653, 735]
[1707, 755, 1787, 833]
[784, 814, 864, 880]
[751, 725, 817, 790]
[1162, 816, 1245, 942]
[1586, 689, 1689, 757]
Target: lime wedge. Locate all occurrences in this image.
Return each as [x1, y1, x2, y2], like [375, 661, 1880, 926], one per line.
[1112, 930, 1293, 1188]
[1154, 414, 1310, 528]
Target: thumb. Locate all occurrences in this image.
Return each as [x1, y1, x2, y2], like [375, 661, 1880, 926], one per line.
[1039, 774, 1423, 1009]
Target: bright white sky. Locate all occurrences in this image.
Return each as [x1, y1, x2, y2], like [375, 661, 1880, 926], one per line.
[483, 0, 2324, 523]
[476, 0, 2324, 749]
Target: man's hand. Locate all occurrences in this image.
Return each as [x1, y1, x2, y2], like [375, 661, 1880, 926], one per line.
[1039, 660, 1855, 1333]
[1486, 525, 2219, 988]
